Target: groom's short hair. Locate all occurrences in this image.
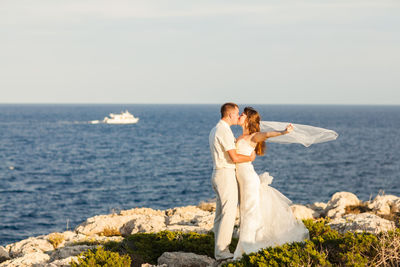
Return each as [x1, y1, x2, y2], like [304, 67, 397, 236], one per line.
[221, 102, 238, 118]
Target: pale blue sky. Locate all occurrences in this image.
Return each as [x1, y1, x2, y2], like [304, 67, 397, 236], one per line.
[1, 0, 399, 104]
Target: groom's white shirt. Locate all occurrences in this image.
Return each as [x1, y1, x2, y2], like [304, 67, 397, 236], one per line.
[209, 120, 236, 169]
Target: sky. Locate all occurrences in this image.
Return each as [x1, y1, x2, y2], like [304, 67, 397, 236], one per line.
[1, 0, 399, 105]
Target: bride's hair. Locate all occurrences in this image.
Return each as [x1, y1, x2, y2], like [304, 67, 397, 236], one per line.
[244, 107, 266, 156]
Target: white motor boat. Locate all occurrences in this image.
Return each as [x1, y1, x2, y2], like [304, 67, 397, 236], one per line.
[102, 110, 139, 124]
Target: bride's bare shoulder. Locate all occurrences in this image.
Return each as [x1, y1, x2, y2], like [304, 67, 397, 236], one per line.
[249, 133, 260, 145]
[237, 134, 249, 141]
[237, 134, 253, 143]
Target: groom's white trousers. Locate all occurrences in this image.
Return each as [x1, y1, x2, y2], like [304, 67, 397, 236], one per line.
[211, 168, 238, 260]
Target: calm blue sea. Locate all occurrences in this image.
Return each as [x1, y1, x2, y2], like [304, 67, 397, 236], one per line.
[1, 104, 399, 246]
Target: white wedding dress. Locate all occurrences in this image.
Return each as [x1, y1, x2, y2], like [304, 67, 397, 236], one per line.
[233, 138, 310, 260]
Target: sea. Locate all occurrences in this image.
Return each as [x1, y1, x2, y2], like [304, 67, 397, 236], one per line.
[1, 104, 399, 246]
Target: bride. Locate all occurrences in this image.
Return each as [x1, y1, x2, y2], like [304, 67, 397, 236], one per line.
[233, 107, 309, 260]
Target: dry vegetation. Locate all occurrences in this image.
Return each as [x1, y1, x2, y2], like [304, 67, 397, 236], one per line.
[345, 203, 373, 214]
[197, 201, 216, 212]
[48, 233, 65, 249]
[100, 226, 121, 237]
[371, 230, 400, 266]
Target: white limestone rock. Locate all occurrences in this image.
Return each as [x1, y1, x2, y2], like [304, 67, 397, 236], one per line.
[311, 202, 328, 210]
[367, 194, 399, 215]
[119, 207, 165, 217]
[165, 206, 211, 226]
[48, 231, 83, 243]
[0, 246, 10, 263]
[0, 251, 50, 267]
[393, 198, 400, 212]
[6, 237, 54, 258]
[58, 231, 89, 247]
[147, 206, 215, 234]
[290, 204, 316, 220]
[328, 213, 396, 234]
[193, 213, 214, 230]
[197, 201, 216, 212]
[307, 202, 327, 217]
[120, 214, 167, 235]
[325, 192, 360, 218]
[54, 232, 122, 247]
[75, 207, 167, 236]
[49, 245, 96, 262]
[157, 251, 215, 267]
[141, 264, 167, 267]
[46, 256, 79, 267]
[75, 214, 132, 236]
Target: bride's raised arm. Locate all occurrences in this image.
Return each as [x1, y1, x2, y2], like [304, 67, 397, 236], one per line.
[251, 124, 293, 143]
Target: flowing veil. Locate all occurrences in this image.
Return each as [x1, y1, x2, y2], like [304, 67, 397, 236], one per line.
[260, 121, 338, 147]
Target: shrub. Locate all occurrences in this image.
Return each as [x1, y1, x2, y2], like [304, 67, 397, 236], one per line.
[48, 233, 65, 249]
[225, 240, 330, 267]
[371, 228, 400, 266]
[100, 226, 121, 237]
[70, 221, 399, 267]
[119, 231, 217, 265]
[71, 231, 236, 267]
[71, 246, 131, 267]
[73, 238, 104, 246]
[345, 204, 373, 215]
[222, 219, 394, 267]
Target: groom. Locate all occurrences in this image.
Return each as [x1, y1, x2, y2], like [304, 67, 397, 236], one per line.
[209, 102, 255, 260]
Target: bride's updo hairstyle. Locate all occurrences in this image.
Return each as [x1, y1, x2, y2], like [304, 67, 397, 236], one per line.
[244, 107, 266, 156]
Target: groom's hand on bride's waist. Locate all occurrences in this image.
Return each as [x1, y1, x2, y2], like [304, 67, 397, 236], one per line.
[227, 149, 256, 163]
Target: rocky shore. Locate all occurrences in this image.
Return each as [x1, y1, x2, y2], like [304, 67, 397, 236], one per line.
[1, 191, 399, 267]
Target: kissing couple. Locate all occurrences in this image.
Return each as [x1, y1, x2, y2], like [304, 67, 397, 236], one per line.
[209, 103, 310, 261]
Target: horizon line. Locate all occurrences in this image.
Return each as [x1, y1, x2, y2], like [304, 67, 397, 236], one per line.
[0, 102, 399, 106]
